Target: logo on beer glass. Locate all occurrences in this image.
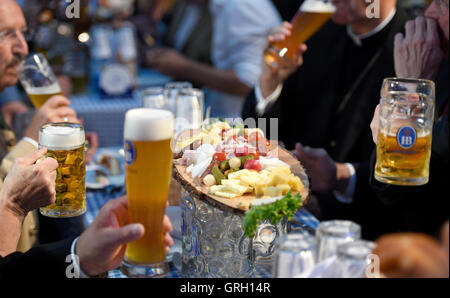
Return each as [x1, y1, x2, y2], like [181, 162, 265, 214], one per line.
[397, 126, 417, 149]
[124, 140, 136, 165]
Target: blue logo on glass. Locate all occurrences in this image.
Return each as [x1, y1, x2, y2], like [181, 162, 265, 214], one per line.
[397, 126, 416, 149]
[124, 140, 136, 165]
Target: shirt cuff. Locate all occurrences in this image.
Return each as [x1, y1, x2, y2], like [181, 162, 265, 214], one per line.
[255, 81, 283, 116]
[70, 237, 91, 278]
[334, 163, 356, 205]
[21, 137, 39, 149]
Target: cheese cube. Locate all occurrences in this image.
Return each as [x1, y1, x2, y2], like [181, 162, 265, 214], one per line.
[263, 186, 283, 197]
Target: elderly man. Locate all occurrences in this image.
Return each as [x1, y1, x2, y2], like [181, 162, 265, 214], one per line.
[0, 0, 81, 251]
[0, 0, 174, 278]
[369, 0, 449, 236]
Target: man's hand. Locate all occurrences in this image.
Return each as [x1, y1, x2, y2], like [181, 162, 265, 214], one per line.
[24, 96, 79, 142]
[0, 147, 58, 218]
[146, 47, 189, 77]
[76, 196, 174, 277]
[394, 16, 444, 80]
[370, 104, 381, 145]
[260, 22, 308, 98]
[292, 143, 350, 193]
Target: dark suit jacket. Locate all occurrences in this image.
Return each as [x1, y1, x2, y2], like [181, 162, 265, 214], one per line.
[243, 8, 410, 239]
[0, 238, 74, 278]
[164, 1, 212, 66]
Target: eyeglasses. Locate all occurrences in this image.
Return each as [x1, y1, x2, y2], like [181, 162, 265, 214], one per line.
[0, 28, 32, 43]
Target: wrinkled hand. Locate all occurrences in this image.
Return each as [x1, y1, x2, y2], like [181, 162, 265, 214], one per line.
[260, 22, 308, 98]
[0, 148, 58, 218]
[394, 16, 444, 80]
[76, 196, 174, 277]
[24, 96, 79, 142]
[146, 47, 188, 77]
[370, 104, 381, 144]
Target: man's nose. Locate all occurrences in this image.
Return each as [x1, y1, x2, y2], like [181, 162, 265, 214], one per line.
[12, 31, 29, 57]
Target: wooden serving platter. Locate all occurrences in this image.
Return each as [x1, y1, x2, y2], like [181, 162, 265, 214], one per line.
[173, 142, 310, 215]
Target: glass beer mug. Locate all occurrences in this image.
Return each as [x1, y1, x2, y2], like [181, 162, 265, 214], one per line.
[20, 53, 62, 108]
[39, 123, 86, 217]
[375, 78, 435, 186]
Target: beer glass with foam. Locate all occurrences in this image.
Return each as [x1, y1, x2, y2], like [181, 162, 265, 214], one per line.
[264, 0, 335, 68]
[20, 53, 62, 108]
[121, 108, 174, 277]
[39, 123, 86, 217]
[375, 78, 435, 186]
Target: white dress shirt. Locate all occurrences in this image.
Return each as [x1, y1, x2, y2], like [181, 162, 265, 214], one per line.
[254, 8, 397, 204]
[206, 0, 282, 118]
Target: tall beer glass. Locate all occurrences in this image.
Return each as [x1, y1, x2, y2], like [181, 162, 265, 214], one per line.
[121, 108, 174, 277]
[264, 0, 335, 68]
[39, 123, 86, 217]
[375, 78, 435, 186]
[20, 53, 62, 108]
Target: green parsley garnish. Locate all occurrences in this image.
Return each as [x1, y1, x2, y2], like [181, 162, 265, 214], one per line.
[243, 192, 303, 238]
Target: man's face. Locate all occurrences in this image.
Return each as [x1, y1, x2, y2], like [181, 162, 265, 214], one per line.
[0, 0, 29, 90]
[425, 0, 449, 57]
[330, 0, 369, 25]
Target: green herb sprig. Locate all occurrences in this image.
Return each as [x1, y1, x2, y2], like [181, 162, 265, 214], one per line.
[243, 192, 303, 238]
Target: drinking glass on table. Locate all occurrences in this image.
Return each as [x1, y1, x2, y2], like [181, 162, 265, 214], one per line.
[19, 53, 62, 108]
[375, 78, 435, 186]
[316, 220, 361, 262]
[121, 108, 174, 277]
[175, 88, 204, 132]
[273, 234, 317, 277]
[142, 87, 171, 111]
[334, 240, 376, 278]
[39, 123, 86, 217]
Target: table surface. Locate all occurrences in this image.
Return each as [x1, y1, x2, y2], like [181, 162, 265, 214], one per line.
[83, 149, 320, 278]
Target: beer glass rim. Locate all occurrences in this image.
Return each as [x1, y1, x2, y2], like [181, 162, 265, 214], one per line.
[337, 240, 375, 260]
[278, 234, 317, 251]
[317, 220, 361, 238]
[177, 88, 203, 97]
[141, 86, 167, 97]
[383, 77, 435, 86]
[165, 81, 193, 89]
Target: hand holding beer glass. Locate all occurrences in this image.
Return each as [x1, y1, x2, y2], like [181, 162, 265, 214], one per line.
[20, 53, 62, 108]
[121, 108, 174, 277]
[375, 78, 435, 186]
[39, 123, 86, 217]
[264, 0, 335, 69]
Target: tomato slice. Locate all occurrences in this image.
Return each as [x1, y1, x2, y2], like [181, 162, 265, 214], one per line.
[213, 152, 227, 162]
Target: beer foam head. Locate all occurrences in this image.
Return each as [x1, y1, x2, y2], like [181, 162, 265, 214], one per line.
[124, 108, 174, 141]
[26, 82, 61, 95]
[39, 123, 85, 150]
[300, 0, 336, 13]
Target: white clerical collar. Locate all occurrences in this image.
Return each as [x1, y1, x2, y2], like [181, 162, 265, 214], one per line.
[347, 8, 397, 46]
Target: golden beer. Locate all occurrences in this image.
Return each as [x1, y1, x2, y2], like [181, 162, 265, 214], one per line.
[26, 83, 62, 108]
[121, 108, 174, 277]
[375, 131, 432, 185]
[374, 78, 435, 186]
[20, 53, 62, 108]
[39, 123, 86, 217]
[264, 0, 335, 68]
